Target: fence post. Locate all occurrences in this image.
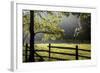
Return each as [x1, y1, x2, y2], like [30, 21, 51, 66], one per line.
[48, 43, 51, 60]
[76, 45, 78, 60]
[25, 43, 28, 62]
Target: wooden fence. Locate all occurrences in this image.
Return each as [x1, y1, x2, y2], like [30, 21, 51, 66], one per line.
[23, 43, 91, 62]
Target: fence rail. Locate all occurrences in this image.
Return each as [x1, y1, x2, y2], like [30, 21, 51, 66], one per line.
[35, 56, 69, 60]
[48, 45, 91, 52]
[23, 43, 91, 62]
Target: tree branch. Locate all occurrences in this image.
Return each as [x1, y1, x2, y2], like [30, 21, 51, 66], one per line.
[34, 31, 61, 35]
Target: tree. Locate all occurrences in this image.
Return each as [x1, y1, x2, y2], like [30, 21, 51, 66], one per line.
[72, 13, 91, 42]
[34, 11, 67, 41]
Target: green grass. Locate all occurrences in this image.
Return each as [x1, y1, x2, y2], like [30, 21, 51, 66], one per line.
[34, 43, 91, 61]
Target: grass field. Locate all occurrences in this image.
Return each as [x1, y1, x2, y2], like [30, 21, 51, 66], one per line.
[33, 43, 91, 62]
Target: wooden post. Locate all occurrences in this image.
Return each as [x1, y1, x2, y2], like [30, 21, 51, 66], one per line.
[48, 43, 51, 60]
[76, 45, 78, 60]
[29, 10, 35, 62]
[25, 43, 28, 62]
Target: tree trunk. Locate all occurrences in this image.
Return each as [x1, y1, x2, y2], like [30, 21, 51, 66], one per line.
[29, 10, 35, 62]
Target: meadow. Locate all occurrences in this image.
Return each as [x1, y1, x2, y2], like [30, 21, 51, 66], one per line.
[33, 43, 91, 61]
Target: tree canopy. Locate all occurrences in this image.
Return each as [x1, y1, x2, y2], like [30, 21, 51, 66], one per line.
[23, 10, 91, 43]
